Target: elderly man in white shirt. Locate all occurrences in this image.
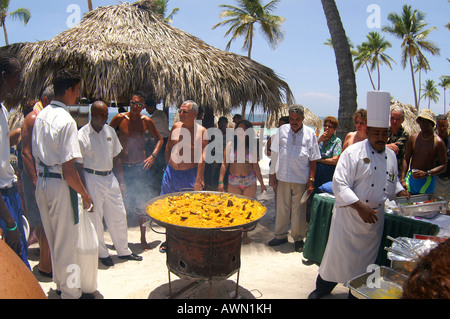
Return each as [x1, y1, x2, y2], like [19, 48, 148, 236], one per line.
[32, 69, 94, 299]
[78, 101, 142, 267]
[269, 105, 321, 252]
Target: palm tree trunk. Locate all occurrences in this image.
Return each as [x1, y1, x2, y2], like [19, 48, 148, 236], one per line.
[365, 64, 376, 90]
[409, 56, 419, 110]
[2, 20, 9, 46]
[444, 87, 447, 114]
[321, 0, 357, 140]
[241, 24, 255, 117]
[377, 59, 381, 90]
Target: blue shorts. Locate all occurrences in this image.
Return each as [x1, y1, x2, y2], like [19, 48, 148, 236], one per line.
[160, 164, 197, 195]
[0, 186, 30, 269]
[406, 170, 436, 194]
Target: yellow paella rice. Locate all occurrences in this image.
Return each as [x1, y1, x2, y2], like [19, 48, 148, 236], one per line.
[146, 193, 266, 228]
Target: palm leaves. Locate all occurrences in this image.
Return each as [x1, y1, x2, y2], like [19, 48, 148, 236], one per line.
[0, 0, 31, 45]
[383, 4, 440, 110]
[421, 79, 440, 109]
[212, 0, 286, 59]
[354, 32, 395, 91]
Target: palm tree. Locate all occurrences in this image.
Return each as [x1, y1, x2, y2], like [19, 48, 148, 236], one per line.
[383, 5, 440, 110]
[0, 0, 31, 45]
[421, 79, 440, 109]
[439, 75, 450, 113]
[354, 43, 377, 90]
[321, 0, 357, 140]
[413, 56, 431, 109]
[212, 0, 286, 59]
[154, 0, 179, 24]
[359, 32, 395, 91]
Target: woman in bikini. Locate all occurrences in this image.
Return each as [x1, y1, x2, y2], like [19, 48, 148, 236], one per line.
[218, 120, 266, 243]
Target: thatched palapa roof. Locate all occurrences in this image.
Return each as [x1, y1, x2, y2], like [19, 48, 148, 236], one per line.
[3, 0, 293, 115]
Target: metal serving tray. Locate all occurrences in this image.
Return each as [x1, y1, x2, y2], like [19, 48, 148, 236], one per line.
[346, 267, 408, 299]
[395, 194, 446, 218]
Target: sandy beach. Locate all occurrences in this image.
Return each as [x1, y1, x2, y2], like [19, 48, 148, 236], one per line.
[27, 157, 349, 300]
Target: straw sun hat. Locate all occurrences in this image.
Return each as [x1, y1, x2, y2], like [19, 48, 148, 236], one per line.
[417, 109, 436, 126]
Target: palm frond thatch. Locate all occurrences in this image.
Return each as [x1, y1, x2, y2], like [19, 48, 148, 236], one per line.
[2, 0, 293, 115]
[390, 100, 420, 136]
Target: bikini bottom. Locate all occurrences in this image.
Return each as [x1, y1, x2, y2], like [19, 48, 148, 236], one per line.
[228, 171, 257, 191]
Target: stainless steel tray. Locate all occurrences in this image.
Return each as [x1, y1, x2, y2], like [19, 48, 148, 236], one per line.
[346, 266, 408, 299]
[395, 194, 446, 218]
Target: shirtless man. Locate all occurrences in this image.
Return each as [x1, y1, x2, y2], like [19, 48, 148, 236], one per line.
[21, 86, 54, 276]
[158, 100, 208, 253]
[109, 91, 163, 250]
[400, 109, 447, 194]
[161, 100, 208, 195]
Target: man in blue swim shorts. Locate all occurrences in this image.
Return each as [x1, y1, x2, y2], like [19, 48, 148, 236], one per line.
[400, 109, 447, 195]
[161, 100, 208, 195]
[159, 100, 208, 252]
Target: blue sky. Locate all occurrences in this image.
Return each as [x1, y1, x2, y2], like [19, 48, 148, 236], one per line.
[5, 0, 450, 117]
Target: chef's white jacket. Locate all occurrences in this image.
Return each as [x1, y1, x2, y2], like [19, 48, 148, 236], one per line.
[319, 139, 404, 283]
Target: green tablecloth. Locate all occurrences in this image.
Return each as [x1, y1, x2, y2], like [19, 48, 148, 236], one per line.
[303, 194, 440, 266]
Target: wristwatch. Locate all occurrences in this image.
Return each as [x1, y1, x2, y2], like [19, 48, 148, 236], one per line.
[426, 170, 431, 176]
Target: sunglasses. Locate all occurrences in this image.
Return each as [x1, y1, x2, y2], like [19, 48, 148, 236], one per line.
[178, 110, 194, 115]
[130, 101, 145, 108]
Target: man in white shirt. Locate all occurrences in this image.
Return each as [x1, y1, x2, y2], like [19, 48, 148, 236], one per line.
[0, 53, 30, 268]
[309, 91, 409, 299]
[32, 69, 94, 299]
[268, 105, 321, 252]
[78, 101, 142, 266]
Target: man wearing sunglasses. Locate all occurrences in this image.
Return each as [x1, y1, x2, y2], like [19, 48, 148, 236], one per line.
[110, 91, 163, 250]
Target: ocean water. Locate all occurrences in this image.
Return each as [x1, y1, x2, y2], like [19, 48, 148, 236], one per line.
[104, 108, 323, 137]
[106, 109, 268, 130]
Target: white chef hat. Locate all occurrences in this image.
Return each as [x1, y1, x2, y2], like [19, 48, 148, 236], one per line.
[367, 91, 390, 128]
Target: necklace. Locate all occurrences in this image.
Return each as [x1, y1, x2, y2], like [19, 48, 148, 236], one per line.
[420, 132, 434, 141]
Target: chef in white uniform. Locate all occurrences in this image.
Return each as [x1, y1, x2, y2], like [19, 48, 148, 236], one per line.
[308, 91, 409, 299]
[77, 101, 142, 266]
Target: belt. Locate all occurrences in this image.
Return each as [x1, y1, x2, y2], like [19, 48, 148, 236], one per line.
[0, 182, 17, 196]
[84, 168, 112, 176]
[38, 172, 62, 179]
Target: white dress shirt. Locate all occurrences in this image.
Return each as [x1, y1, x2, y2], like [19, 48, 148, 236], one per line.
[0, 104, 15, 187]
[78, 123, 122, 171]
[32, 101, 82, 174]
[271, 124, 321, 184]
